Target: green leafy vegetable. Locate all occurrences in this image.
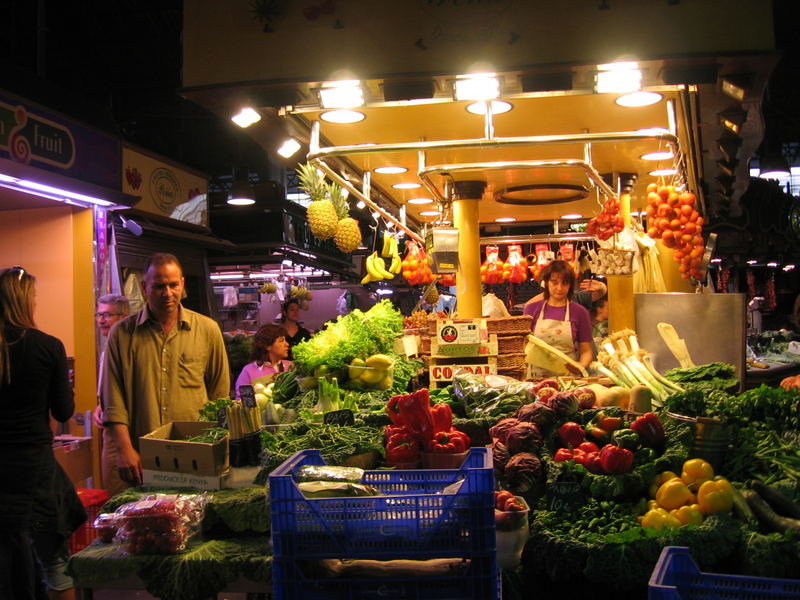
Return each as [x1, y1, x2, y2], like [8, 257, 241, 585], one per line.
[198, 397, 234, 422]
[184, 427, 228, 444]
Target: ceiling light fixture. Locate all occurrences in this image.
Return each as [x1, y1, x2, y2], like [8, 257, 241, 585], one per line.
[227, 180, 256, 206]
[320, 110, 365, 124]
[320, 80, 364, 108]
[276, 138, 302, 158]
[649, 168, 677, 176]
[615, 91, 662, 107]
[419, 210, 440, 217]
[454, 73, 499, 101]
[356, 200, 366, 209]
[783, 264, 795, 271]
[466, 100, 512, 115]
[746, 260, 758, 265]
[767, 262, 779, 268]
[392, 182, 421, 189]
[374, 166, 407, 174]
[1, 177, 117, 208]
[407, 197, 433, 205]
[758, 150, 791, 180]
[596, 62, 641, 94]
[560, 213, 583, 220]
[495, 217, 516, 223]
[231, 107, 261, 128]
[641, 151, 674, 161]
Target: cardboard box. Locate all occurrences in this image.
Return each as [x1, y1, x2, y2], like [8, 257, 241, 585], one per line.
[139, 421, 229, 476]
[53, 435, 93, 487]
[142, 468, 227, 490]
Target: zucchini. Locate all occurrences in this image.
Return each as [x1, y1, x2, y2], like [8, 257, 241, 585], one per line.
[742, 489, 800, 534]
[750, 479, 800, 519]
[728, 481, 756, 524]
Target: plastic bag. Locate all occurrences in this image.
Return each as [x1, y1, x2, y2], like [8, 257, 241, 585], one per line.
[452, 370, 534, 418]
[482, 293, 510, 318]
[113, 493, 208, 555]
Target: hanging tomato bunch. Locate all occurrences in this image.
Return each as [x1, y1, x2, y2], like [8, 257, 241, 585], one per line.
[585, 196, 624, 240]
[644, 183, 705, 279]
[438, 272, 456, 287]
[528, 243, 552, 281]
[480, 245, 505, 284]
[401, 240, 435, 286]
[503, 244, 528, 284]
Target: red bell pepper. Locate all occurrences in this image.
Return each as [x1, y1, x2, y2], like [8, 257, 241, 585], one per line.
[578, 441, 600, 454]
[426, 430, 468, 453]
[553, 448, 575, 463]
[386, 429, 421, 463]
[630, 412, 666, 448]
[397, 389, 434, 442]
[383, 424, 408, 441]
[385, 395, 405, 426]
[558, 422, 585, 448]
[430, 403, 453, 434]
[598, 444, 634, 474]
[583, 451, 604, 474]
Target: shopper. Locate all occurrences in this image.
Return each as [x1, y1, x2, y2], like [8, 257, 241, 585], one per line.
[101, 253, 229, 486]
[279, 298, 311, 358]
[0, 266, 74, 600]
[523, 260, 594, 377]
[234, 324, 291, 396]
[591, 296, 610, 342]
[91, 294, 130, 495]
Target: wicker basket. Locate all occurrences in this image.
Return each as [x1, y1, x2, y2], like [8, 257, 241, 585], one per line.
[497, 335, 527, 354]
[498, 367, 527, 381]
[497, 353, 526, 370]
[419, 336, 432, 354]
[486, 316, 533, 335]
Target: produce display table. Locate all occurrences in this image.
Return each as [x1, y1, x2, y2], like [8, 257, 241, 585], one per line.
[67, 486, 272, 600]
[745, 361, 800, 389]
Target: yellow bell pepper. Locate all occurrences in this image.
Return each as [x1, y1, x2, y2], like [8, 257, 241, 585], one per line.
[648, 470, 679, 498]
[697, 478, 734, 515]
[681, 458, 714, 491]
[641, 508, 682, 530]
[656, 478, 693, 510]
[670, 504, 704, 527]
[647, 499, 660, 511]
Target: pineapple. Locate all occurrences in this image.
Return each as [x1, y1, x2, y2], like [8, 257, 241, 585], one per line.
[297, 163, 338, 240]
[423, 284, 440, 306]
[331, 182, 363, 253]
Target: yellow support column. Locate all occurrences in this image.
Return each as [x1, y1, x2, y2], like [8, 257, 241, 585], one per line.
[607, 192, 635, 333]
[453, 181, 484, 318]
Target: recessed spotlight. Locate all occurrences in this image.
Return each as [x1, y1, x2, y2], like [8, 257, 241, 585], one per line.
[560, 213, 583, 220]
[641, 151, 674, 161]
[407, 197, 433, 205]
[419, 210, 440, 217]
[495, 217, 516, 223]
[649, 168, 677, 176]
[276, 138, 302, 158]
[371, 211, 381, 219]
[320, 110, 365, 123]
[466, 100, 512, 115]
[710, 258, 722, 263]
[356, 200, 366, 209]
[783, 264, 795, 271]
[746, 260, 758, 265]
[767, 262, 779, 268]
[454, 73, 499, 101]
[392, 182, 421, 189]
[231, 107, 261, 128]
[616, 91, 663, 107]
[320, 80, 364, 109]
[374, 166, 407, 174]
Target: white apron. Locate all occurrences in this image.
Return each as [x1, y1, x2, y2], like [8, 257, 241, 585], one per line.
[527, 302, 577, 378]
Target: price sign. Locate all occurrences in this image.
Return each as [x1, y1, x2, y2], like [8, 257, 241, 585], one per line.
[323, 409, 355, 426]
[239, 385, 256, 408]
[429, 362, 496, 383]
[217, 407, 228, 429]
[545, 481, 583, 513]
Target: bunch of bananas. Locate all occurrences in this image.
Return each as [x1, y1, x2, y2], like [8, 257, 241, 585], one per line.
[290, 285, 313, 302]
[362, 231, 402, 284]
[257, 281, 278, 294]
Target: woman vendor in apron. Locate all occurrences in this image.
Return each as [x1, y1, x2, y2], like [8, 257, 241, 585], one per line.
[523, 260, 594, 377]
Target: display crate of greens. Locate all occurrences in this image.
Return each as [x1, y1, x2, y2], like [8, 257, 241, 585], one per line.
[269, 448, 495, 560]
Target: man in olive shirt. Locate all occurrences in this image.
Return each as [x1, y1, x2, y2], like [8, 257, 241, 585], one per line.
[101, 253, 230, 486]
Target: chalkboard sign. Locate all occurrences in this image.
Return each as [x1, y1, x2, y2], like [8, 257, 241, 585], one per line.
[324, 409, 355, 426]
[545, 481, 583, 513]
[239, 385, 256, 408]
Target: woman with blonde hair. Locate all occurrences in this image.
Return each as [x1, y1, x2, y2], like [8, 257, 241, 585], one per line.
[0, 266, 76, 600]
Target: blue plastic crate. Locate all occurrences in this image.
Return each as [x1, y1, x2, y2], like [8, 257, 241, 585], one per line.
[649, 546, 800, 600]
[269, 448, 495, 560]
[272, 555, 499, 600]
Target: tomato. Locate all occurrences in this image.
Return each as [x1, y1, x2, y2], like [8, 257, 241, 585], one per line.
[647, 183, 658, 194]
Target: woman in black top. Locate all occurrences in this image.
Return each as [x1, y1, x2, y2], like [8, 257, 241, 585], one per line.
[279, 298, 311, 359]
[0, 266, 74, 600]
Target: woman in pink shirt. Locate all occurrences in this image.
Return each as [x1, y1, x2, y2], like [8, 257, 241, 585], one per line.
[234, 324, 291, 396]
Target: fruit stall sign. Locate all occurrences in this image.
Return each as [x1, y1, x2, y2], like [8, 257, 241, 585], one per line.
[436, 320, 483, 344]
[546, 481, 583, 513]
[429, 362, 497, 383]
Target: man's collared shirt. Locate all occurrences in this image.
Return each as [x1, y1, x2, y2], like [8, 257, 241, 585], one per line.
[101, 304, 230, 448]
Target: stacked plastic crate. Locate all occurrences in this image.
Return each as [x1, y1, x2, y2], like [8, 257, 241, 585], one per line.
[269, 447, 498, 600]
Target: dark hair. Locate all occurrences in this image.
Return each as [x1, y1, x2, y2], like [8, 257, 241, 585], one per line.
[539, 260, 576, 301]
[590, 296, 608, 319]
[143, 252, 183, 276]
[249, 324, 288, 363]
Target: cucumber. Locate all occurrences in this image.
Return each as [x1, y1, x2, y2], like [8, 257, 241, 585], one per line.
[742, 489, 800, 534]
[750, 479, 800, 519]
[727, 480, 756, 524]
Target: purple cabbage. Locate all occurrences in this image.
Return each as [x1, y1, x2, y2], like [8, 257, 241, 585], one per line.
[513, 401, 556, 428]
[489, 417, 520, 444]
[492, 440, 511, 476]
[546, 391, 579, 417]
[505, 422, 543, 454]
[503, 452, 542, 494]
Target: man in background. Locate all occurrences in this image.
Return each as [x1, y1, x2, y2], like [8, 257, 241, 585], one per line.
[101, 253, 229, 487]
